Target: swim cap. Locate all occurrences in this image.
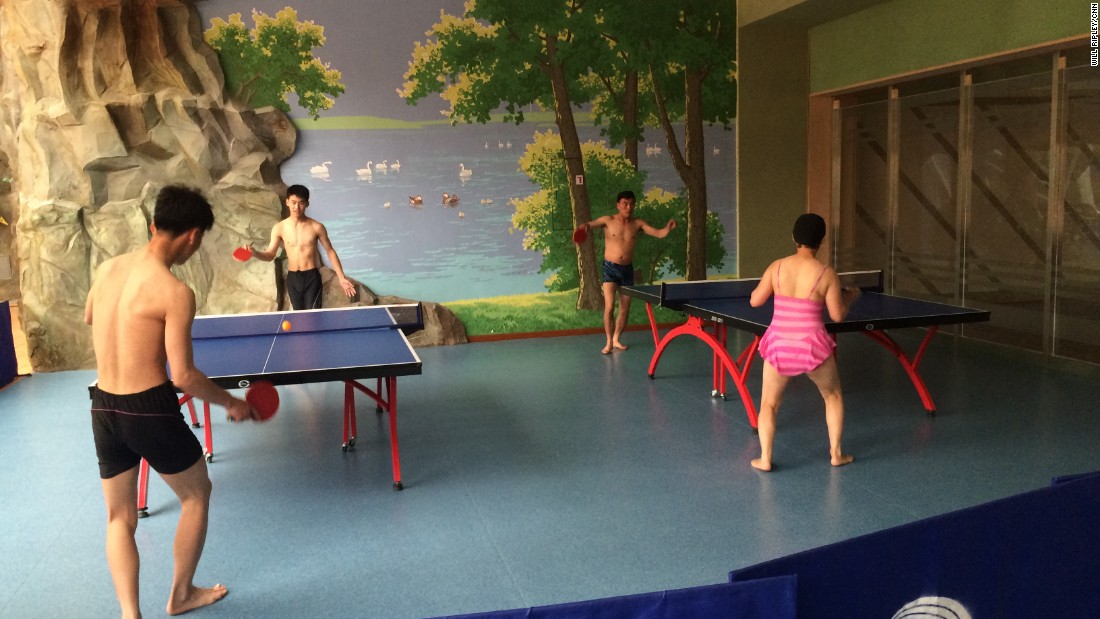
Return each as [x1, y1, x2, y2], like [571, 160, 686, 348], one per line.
[792, 213, 826, 248]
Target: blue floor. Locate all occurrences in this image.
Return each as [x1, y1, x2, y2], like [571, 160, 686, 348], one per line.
[2, 329, 1099, 618]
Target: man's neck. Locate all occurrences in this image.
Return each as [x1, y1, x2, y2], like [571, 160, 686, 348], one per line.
[145, 235, 182, 267]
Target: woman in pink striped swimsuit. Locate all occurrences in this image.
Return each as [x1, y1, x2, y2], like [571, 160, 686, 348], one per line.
[748, 213, 860, 471]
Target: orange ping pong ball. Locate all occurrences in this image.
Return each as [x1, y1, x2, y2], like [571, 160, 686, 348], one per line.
[281, 320, 292, 332]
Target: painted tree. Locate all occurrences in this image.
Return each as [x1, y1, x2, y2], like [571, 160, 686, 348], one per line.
[399, 0, 606, 310]
[598, 1, 737, 280]
[576, 36, 646, 169]
[205, 8, 345, 120]
[583, 71, 643, 170]
[513, 131, 725, 290]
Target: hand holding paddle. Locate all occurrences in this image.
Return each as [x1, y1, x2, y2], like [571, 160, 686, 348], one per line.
[572, 224, 588, 244]
[232, 245, 252, 262]
[225, 397, 253, 423]
[245, 380, 280, 422]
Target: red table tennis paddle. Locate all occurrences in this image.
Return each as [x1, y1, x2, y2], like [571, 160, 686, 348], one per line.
[232, 246, 252, 262]
[245, 380, 279, 421]
[572, 226, 587, 244]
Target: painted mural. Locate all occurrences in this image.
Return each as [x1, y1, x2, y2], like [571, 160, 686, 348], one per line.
[197, 1, 737, 333]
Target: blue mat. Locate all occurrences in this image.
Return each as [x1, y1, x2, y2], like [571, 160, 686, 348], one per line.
[730, 471, 1100, 619]
[432, 575, 796, 619]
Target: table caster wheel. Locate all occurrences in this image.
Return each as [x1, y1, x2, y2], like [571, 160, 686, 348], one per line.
[393, 481, 404, 491]
[341, 443, 349, 452]
[191, 422, 201, 429]
[348, 437, 357, 447]
[137, 508, 149, 519]
[205, 452, 213, 463]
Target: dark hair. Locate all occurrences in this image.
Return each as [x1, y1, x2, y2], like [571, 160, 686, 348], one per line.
[153, 185, 214, 236]
[286, 184, 310, 202]
[616, 190, 636, 202]
[792, 213, 826, 249]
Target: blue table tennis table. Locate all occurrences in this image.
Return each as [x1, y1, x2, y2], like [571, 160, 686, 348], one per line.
[134, 304, 423, 516]
[622, 271, 990, 429]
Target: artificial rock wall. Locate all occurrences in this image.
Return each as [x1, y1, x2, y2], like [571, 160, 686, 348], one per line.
[0, 0, 466, 372]
[0, 0, 289, 370]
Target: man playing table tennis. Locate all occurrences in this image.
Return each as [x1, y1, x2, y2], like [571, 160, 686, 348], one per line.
[85, 185, 256, 617]
[245, 184, 356, 310]
[575, 190, 676, 354]
[748, 213, 860, 471]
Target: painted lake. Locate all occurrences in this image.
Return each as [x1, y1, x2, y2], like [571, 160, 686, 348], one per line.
[280, 122, 737, 303]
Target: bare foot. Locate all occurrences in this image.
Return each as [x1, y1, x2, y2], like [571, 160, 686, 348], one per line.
[831, 454, 854, 467]
[167, 584, 228, 616]
[601, 344, 612, 354]
[750, 458, 772, 471]
[612, 341, 628, 351]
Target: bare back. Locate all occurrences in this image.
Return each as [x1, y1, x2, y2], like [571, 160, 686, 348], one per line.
[774, 256, 831, 301]
[751, 254, 848, 322]
[87, 252, 193, 394]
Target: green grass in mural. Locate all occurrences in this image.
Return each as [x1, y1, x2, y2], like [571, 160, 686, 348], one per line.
[446, 289, 685, 337]
[292, 111, 593, 131]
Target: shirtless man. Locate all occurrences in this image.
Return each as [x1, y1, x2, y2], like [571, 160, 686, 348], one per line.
[85, 185, 257, 618]
[575, 190, 676, 354]
[245, 184, 356, 310]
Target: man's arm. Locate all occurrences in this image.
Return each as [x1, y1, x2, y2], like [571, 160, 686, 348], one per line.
[248, 222, 283, 262]
[575, 215, 611, 236]
[316, 223, 356, 297]
[165, 284, 254, 421]
[84, 280, 97, 325]
[638, 218, 676, 239]
[84, 258, 114, 325]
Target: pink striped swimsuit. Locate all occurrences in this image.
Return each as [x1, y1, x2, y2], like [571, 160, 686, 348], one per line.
[758, 263, 835, 377]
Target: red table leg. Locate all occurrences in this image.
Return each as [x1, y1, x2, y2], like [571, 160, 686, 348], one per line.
[385, 377, 403, 490]
[342, 382, 355, 451]
[648, 316, 761, 428]
[184, 398, 199, 427]
[712, 322, 723, 397]
[177, 394, 212, 461]
[862, 326, 940, 414]
[136, 458, 150, 518]
[202, 401, 212, 462]
[346, 378, 404, 490]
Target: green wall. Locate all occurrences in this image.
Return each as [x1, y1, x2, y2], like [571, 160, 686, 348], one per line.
[736, 20, 810, 277]
[809, 0, 1088, 92]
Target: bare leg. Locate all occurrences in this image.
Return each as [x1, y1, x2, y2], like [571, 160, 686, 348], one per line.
[101, 466, 142, 619]
[159, 457, 227, 616]
[807, 355, 854, 467]
[752, 360, 789, 471]
[612, 293, 631, 350]
[601, 282, 618, 354]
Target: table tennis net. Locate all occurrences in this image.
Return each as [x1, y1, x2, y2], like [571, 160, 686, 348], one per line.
[658, 270, 882, 305]
[193, 303, 424, 339]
